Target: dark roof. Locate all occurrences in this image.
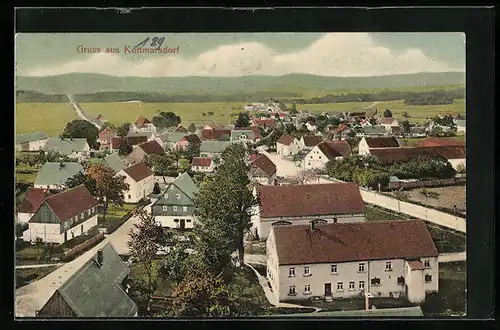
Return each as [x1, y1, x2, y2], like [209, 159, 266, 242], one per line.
[19, 188, 52, 213]
[408, 260, 426, 270]
[257, 183, 366, 218]
[42, 185, 98, 222]
[370, 146, 466, 163]
[111, 136, 148, 149]
[277, 134, 295, 146]
[43, 243, 137, 317]
[316, 141, 351, 160]
[201, 128, 231, 141]
[302, 135, 324, 147]
[137, 140, 164, 155]
[122, 162, 154, 182]
[183, 134, 201, 145]
[364, 136, 400, 148]
[252, 154, 277, 177]
[134, 116, 151, 127]
[417, 137, 465, 147]
[192, 157, 212, 167]
[272, 220, 439, 265]
[253, 118, 276, 128]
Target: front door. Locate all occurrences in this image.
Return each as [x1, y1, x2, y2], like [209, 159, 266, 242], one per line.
[324, 283, 332, 296]
[179, 219, 186, 230]
[64, 231, 67, 243]
[81, 225, 84, 234]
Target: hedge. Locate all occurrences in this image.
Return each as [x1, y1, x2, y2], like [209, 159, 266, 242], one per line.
[61, 232, 105, 262]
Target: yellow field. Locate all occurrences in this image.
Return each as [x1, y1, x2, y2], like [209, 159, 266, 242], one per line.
[15, 103, 77, 137]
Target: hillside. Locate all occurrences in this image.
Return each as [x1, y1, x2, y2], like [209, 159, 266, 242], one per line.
[15, 72, 465, 96]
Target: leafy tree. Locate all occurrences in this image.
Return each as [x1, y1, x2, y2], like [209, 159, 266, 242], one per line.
[118, 139, 133, 156]
[185, 142, 201, 161]
[61, 119, 100, 149]
[86, 164, 129, 222]
[428, 126, 444, 137]
[383, 109, 393, 118]
[152, 182, 161, 195]
[116, 123, 131, 137]
[456, 163, 466, 176]
[127, 210, 169, 305]
[284, 123, 297, 135]
[152, 111, 181, 129]
[39, 150, 65, 163]
[400, 120, 412, 137]
[368, 118, 378, 126]
[393, 190, 411, 202]
[234, 113, 251, 128]
[148, 154, 173, 175]
[295, 168, 320, 185]
[207, 111, 214, 116]
[178, 158, 191, 173]
[65, 171, 98, 196]
[188, 123, 196, 133]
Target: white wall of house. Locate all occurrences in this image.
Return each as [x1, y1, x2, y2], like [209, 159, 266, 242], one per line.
[29, 139, 48, 151]
[302, 146, 343, 171]
[252, 173, 277, 186]
[448, 158, 466, 171]
[130, 123, 157, 133]
[191, 163, 214, 173]
[358, 137, 370, 155]
[17, 212, 34, 224]
[381, 121, 399, 131]
[120, 173, 155, 203]
[277, 141, 300, 156]
[155, 215, 196, 229]
[33, 183, 67, 190]
[23, 214, 98, 244]
[254, 210, 366, 239]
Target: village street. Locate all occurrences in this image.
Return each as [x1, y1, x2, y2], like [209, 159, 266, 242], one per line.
[256, 147, 300, 178]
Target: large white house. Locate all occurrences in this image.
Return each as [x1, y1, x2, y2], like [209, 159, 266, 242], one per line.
[22, 185, 99, 244]
[302, 140, 351, 171]
[251, 182, 366, 239]
[16, 131, 48, 152]
[116, 162, 155, 203]
[250, 154, 277, 186]
[276, 135, 300, 156]
[358, 136, 401, 156]
[266, 220, 439, 304]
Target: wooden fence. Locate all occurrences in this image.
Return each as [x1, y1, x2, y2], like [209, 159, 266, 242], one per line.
[390, 177, 466, 190]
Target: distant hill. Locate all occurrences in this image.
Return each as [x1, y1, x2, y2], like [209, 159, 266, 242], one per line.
[15, 72, 465, 96]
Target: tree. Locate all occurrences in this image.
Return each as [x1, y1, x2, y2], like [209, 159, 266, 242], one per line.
[116, 123, 131, 137]
[456, 163, 466, 177]
[383, 109, 393, 118]
[400, 120, 412, 137]
[234, 113, 251, 128]
[295, 168, 320, 185]
[419, 188, 440, 221]
[148, 154, 174, 175]
[178, 158, 191, 173]
[62, 119, 100, 149]
[220, 135, 230, 141]
[393, 190, 410, 202]
[86, 164, 129, 222]
[65, 171, 98, 196]
[152, 111, 182, 129]
[185, 143, 200, 161]
[284, 123, 296, 135]
[39, 150, 64, 163]
[368, 118, 378, 126]
[290, 102, 298, 115]
[118, 139, 133, 156]
[188, 123, 196, 133]
[127, 210, 169, 305]
[152, 182, 161, 195]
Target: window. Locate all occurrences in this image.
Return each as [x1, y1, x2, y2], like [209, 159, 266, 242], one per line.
[289, 267, 295, 277]
[174, 219, 179, 222]
[331, 264, 337, 274]
[337, 282, 343, 291]
[289, 286, 296, 295]
[425, 275, 432, 283]
[128, 194, 131, 199]
[80, 213, 84, 220]
[183, 206, 187, 212]
[173, 206, 178, 211]
[304, 284, 311, 294]
[385, 261, 392, 271]
[319, 156, 322, 159]
[308, 162, 311, 166]
[165, 194, 169, 199]
[397, 276, 405, 285]
[371, 278, 381, 286]
[424, 260, 431, 268]
[359, 281, 365, 290]
[176, 194, 180, 199]
[162, 206, 168, 211]
[186, 219, 191, 222]
[304, 266, 311, 276]
[349, 281, 355, 291]
[333, 218, 338, 223]
[358, 263, 365, 272]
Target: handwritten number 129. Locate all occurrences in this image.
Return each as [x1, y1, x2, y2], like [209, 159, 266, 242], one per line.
[134, 36, 165, 49]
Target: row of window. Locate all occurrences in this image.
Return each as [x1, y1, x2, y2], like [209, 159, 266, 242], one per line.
[63, 207, 96, 229]
[288, 260, 431, 277]
[162, 205, 188, 212]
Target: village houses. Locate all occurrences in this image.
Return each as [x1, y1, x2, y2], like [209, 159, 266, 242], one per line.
[126, 140, 165, 165]
[276, 135, 300, 156]
[97, 127, 117, 150]
[129, 116, 157, 133]
[250, 153, 277, 186]
[110, 136, 148, 152]
[191, 157, 215, 173]
[302, 140, 352, 170]
[251, 183, 366, 239]
[174, 133, 201, 151]
[154, 132, 188, 150]
[16, 131, 49, 152]
[378, 117, 400, 131]
[42, 137, 90, 160]
[34, 162, 84, 190]
[298, 135, 324, 151]
[358, 136, 401, 156]
[199, 141, 235, 158]
[151, 172, 199, 229]
[22, 185, 99, 244]
[116, 162, 155, 203]
[17, 187, 52, 224]
[266, 220, 439, 304]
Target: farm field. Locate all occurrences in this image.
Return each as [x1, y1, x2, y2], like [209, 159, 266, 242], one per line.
[399, 185, 467, 214]
[400, 134, 466, 146]
[15, 103, 77, 137]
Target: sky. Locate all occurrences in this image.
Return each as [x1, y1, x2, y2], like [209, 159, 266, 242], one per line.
[15, 32, 466, 77]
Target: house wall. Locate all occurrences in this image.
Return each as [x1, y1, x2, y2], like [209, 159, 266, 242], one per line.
[302, 146, 343, 170]
[277, 141, 300, 156]
[121, 173, 155, 203]
[34, 183, 67, 190]
[130, 124, 157, 133]
[358, 138, 370, 155]
[37, 290, 77, 317]
[448, 158, 466, 171]
[266, 229, 280, 301]
[63, 214, 99, 242]
[154, 215, 196, 229]
[28, 139, 48, 151]
[18, 212, 34, 224]
[23, 222, 61, 243]
[191, 163, 214, 173]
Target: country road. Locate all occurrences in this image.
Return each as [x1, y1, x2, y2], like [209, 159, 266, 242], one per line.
[66, 93, 101, 129]
[16, 263, 64, 270]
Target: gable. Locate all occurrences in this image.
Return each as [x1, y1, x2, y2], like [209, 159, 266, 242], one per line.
[29, 202, 60, 224]
[153, 184, 195, 206]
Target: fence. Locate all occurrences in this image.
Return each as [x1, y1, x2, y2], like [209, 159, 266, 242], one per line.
[390, 177, 466, 190]
[62, 232, 105, 261]
[317, 176, 466, 233]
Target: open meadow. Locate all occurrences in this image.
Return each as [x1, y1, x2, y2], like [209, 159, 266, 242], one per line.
[15, 103, 77, 137]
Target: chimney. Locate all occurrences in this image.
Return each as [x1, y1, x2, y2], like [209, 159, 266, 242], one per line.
[97, 249, 103, 266]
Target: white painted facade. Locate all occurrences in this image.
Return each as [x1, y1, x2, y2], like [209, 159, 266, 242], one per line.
[267, 230, 438, 304]
[358, 137, 371, 156]
[305, 123, 317, 132]
[17, 212, 34, 224]
[381, 120, 399, 131]
[130, 123, 157, 133]
[16, 138, 48, 152]
[448, 158, 466, 171]
[302, 145, 342, 171]
[276, 139, 300, 156]
[33, 183, 67, 191]
[191, 162, 215, 173]
[117, 171, 155, 203]
[251, 172, 277, 186]
[155, 215, 196, 229]
[22, 214, 98, 244]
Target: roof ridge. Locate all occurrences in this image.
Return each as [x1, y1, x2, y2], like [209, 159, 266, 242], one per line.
[44, 184, 86, 201]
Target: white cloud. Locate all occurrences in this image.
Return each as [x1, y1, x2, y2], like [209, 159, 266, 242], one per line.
[24, 33, 463, 77]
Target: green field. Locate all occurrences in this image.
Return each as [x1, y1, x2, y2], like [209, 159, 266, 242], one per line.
[400, 135, 466, 147]
[16, 103, 77, 137]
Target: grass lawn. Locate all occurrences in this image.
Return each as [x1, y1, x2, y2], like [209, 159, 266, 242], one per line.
[400, 135, 466, 147]
[99, 203, 136, 223]
[16, 172, 37, 184]
[401, 185, 467, 214]
[365, 204, 408, 221]
[421, 261, 466, 316]
[16, 266, 59, 288]
[16, 102, 77, 137]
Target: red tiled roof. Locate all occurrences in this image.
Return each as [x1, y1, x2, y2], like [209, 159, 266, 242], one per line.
[252, 154, 277, 177]
[277, 134, 295, 146]
[135, 116, 151, 127]
[331, 124, 348, 135]
[111, 136, 148, 149]
[99, 128, 116, 138]
[379, 117, 398, 125]
[257, 183, 366, 218]
[408, 260, 426, 270]
[138, 140, 165, 155]
[316, 140, 351, 160]
[417, 137, 465, 147]
[201, 129, 231, 141]
[19, 188, 52, 213]
[253, 118, 276, 128]
[370, 145, 466, 163]
[42, 185, 98, 222]
[272, 220, 439, 265]
[364, 137, 400, 148]
[302, 135, 324, 147]
[191, 157, 212, 167]
[122, 162, 154, 182]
